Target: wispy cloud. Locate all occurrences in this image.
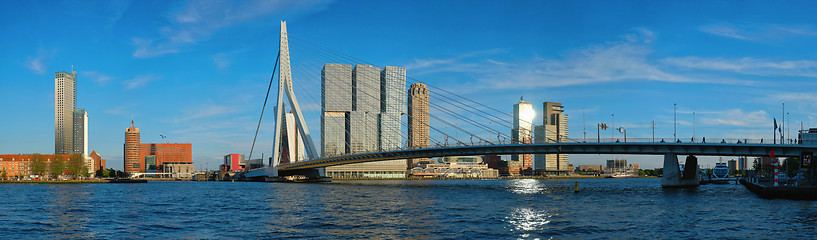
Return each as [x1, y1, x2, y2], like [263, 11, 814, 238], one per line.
[172, 104, 245, 123]
[700, 23, 817, 41]
[132, 0, 333, 58]
[25, 47, 55, 75]
[81, 71, 114, 84]
[699, 109, 768, 127]
[122, 75, 160, 89]
[211, 49, 248, 70]
[408, 28, 752, 90]
[661, 57, 817, 78]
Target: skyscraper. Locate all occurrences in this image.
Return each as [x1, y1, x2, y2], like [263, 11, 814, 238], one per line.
[512, 99, 534, 170]
[323, 64, 407, 179]
[535, 101, 569, 172]
[55, 70, 77, 154]
[72, 108, 88, 156]
[321, 63, 352, 156]
[408, 83, 430, 166]
[350, 65, 380, 153]
[379, 66, 405, 150]
[124, 120, 141, 173]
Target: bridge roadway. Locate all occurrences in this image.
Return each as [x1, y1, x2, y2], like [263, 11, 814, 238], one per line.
[276, 142, 817, 171]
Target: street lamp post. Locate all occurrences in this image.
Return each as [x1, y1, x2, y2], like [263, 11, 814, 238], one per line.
[693, 112, 696, 142]
[674, 103, 677, 142]
[612, 114, 615, 142]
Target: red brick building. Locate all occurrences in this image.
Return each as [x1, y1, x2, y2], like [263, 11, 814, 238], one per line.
[89, 151, 106, 172]
[0, 154, 71, 179]
[124, 121, 192, 174]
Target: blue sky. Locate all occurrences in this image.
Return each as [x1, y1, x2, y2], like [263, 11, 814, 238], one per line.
[2, 0, 817, 170]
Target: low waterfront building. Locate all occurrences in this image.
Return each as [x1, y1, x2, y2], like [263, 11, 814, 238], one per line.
[0, 154, 73, 180]
[579, 165, 605, 174]
[411, 156, 499, 178]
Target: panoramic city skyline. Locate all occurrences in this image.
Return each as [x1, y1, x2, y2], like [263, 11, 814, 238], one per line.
[3, 0, 817, 170]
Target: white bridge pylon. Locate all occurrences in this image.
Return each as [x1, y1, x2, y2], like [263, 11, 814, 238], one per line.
[266, 21, 320, 177]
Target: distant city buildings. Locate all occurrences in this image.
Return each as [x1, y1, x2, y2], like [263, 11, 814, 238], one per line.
[322, 63, 407, 178]
[123, 121, 193, 174]
[534, 101, 569, 174]
[407, 83, 430, 167]
[511, 99, 534, 172]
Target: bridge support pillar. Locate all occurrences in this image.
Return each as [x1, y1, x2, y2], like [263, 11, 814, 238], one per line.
[661, 153, 700, 188]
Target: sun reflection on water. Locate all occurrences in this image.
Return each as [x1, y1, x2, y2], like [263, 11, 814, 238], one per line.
[509, 178, 544, 194]
[506, 207, 552, 238]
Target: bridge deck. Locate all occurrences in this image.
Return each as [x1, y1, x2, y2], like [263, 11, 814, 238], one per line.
[276, 143, 817, 170]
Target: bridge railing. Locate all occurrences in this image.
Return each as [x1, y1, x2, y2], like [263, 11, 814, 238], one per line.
[307, 137, 804, 162]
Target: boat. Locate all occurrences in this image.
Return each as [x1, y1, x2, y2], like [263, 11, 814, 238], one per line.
[711, 161, 732, 184]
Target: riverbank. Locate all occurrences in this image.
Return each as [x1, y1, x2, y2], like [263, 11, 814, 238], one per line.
[740, 179, 817, 200]
[0, 179, 148, 184]
[329, 175, 635, 181]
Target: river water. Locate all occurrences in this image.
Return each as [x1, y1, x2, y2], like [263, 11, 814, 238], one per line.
[1, 178, 815, 239]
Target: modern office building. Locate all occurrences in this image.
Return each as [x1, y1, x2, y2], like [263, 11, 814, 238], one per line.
[72, 109, 88, 156]
[407, 83, 430, 167]
[535, 101, 569, 173]
[353, 65, 381, 112]
[124, 121, 193, 174]
[321, 63, 353, 156]
[321, 63, 353, 112]
[55, 70, 77, 155]
[607, 159, 628, 170]
[379, 66, 405, 151]
[281, 112, 307, 163]
[728, 159, 737, 173]
[324, 64, 407, 178]
[512, 99, 534, 171]
[223, 154, 245, 172]
[124, 121, 141, 173]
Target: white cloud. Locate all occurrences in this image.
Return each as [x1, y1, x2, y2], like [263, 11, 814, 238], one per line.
[25, 48, 54, 75]
[81, 71, 114, 84]
[661, 57, 817, 78]
[406, 28, 756, 91]
[700, 24, 750, 40]
[700, 23, 817, 41]
[122, 75, 160, 89]
[699, 109, 768, 127]
[133, 0, 333, 58]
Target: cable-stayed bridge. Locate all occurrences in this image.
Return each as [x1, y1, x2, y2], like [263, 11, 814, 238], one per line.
[244, 22, 817, 186]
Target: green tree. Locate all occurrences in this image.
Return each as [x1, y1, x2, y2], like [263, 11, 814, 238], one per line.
[65, 153, 87, 180]
[783, 157, 799, 177]
[30, 154, 48, 177]
[50, 156, 66, 180]
[1, 170, 7, 180]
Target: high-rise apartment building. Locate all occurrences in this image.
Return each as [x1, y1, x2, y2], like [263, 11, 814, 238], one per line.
[512, 99, 534, 170]
[55, 70, 77, 155]
[535, 101, 569, 172]
[72, 109, 88, 156]
[124, 121, 141, 173]
[408, 83, 430, 166]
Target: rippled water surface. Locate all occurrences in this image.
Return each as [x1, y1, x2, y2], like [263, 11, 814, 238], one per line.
[1, 178, 815, 239]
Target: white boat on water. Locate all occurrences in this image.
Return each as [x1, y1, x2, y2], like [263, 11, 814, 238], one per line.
[711, 162, 731, 183]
